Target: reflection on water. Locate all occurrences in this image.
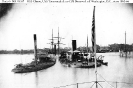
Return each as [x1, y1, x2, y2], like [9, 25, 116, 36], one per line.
[0, 53, 133, 88]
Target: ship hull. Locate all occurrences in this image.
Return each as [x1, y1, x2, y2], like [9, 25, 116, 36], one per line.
[12, 61, 56, 73]
[59, 58, 101, 68]
[61, 62, 101, 68]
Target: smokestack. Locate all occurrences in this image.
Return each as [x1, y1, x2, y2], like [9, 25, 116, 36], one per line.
[54, 44, 56, 55]
[34, 34, 37, 65]
[72, 40, 76, 51]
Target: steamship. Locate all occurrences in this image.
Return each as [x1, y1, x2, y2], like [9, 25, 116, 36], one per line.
[59, 40, 106, 68]
[12, 34, 56, 73]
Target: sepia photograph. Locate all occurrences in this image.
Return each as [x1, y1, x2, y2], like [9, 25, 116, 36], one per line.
[0, 3, 133, 88]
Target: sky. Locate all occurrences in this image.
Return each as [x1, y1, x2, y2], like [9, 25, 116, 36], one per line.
[0, 3, 133, 50]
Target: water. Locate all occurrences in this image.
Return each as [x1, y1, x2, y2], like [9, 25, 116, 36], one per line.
[0, 53, 133, 88]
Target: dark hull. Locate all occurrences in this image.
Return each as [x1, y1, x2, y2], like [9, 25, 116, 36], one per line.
[12, 61, 56, 73]
[101, 62, 108, 66]
[59, 58, 101, 68]
[97, 60, 108, 66]
[80, 63, 101, 68]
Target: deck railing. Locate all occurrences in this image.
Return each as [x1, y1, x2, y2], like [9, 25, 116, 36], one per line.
[54, 81, 133, 88]
[54, 73, 133, 88]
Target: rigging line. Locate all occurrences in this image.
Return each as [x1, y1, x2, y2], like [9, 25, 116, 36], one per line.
[97, 82, 104, 88]
[96, 72, 115, 88]
[115, 81, 133, 84]
[78, 81, 94, 84]
[97, 81, 106, 83]
[98, 80, 133, 84]
[54, 83, 77, 88]
[90, 82, 96, 88]
[54, 81, 95, 88]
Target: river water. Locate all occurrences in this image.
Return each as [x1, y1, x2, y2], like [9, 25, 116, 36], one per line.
[0, 52, 133, 88]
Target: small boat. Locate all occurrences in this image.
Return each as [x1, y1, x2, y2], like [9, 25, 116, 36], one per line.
[97, 55, 108, 66]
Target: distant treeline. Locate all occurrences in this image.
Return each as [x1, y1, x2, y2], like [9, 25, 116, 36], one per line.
[0, 49, 34, 54]
[70, 43, 133, 53]
[0, 43, 133, 54]
[108, 43, 133, 52]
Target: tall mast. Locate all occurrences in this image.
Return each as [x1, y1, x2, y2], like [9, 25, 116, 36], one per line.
[92, 6, 96, 72]
[48, 29, 54, 54]
[53, 27, 65, 55]
[87, 35, 88, 54]
[58, 27, 60, 54]
[91, 6, 97, 88]
[125, 31, 127, 56]
[52, 29, 54, 54]
[34, 34, 37, 65]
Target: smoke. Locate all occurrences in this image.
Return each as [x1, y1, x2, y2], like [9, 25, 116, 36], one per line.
[0, 3, 13, 20]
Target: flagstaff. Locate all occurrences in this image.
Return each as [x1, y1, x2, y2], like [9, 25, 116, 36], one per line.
[91, 6, 98, 88]
[91, 6, 97, 73]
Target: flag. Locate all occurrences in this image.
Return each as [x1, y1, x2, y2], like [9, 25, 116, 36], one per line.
[91, 6, 96, 54]
[91, 6, 97, 73]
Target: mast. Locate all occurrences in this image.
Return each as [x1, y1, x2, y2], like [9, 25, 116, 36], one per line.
[58, 27, 60, 54]
[125, 31, 127, 57]
[91, 6, 97, 88]
[48, 29, 54, 54]
[53, 27, 65, 55]
[87, 35, 88, 54]
[34, 34, 37, 65]
[52, 29, 54, 54]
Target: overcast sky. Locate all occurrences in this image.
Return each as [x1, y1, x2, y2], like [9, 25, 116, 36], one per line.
[0, 3, 133, 50]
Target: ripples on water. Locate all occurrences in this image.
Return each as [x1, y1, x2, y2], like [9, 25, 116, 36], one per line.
[0, 53, 133, 88]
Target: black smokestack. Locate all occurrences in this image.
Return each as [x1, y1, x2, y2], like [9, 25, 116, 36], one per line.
[33, 34, 37, 65]
[72, 40, 76, 51]
[54, 44, 56, 55]
[34, 34, 36, 41]
[0, 3, 13, 19]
